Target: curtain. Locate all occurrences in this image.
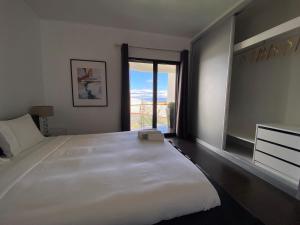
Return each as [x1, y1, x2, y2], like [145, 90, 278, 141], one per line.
[121, 44, 130, 131]
[176, 50, 189, 138]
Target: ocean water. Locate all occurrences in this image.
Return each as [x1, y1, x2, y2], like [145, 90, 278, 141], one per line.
[140, 97, 167, 102]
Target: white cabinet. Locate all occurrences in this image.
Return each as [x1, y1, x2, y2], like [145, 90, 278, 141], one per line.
[254, 124, 300, 186]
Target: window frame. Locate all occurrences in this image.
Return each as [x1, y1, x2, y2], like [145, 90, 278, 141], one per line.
[129, 57, 180, 136]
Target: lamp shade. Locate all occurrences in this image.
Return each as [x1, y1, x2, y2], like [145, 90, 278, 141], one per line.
[30, 106, 54, 117]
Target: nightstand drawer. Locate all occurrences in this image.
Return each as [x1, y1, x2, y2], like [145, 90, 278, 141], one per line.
[256, 140, 300, 166]
[257, 128, 300, 150]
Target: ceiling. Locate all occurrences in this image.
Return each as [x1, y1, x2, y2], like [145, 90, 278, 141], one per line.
[25, 0, 244, 38]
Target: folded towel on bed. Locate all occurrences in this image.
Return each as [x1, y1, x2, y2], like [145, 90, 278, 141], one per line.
[138, 129, 164, 142]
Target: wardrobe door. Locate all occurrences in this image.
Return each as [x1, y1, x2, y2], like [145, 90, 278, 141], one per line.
[189, 17, 235, 149]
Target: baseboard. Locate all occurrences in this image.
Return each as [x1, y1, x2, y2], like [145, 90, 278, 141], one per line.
[196, 139, 221, 153]
[195, 138, 299, 200]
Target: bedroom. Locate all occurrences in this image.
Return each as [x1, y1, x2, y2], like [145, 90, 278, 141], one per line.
[0, 0, 299, 225]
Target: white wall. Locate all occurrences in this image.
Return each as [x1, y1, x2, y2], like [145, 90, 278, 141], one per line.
[228, 55, 292, 140]
[189, 17, 235, 149]
[0, 0, 44, 119]
[40, 20, 190, 135]
[235, 0, 300, 42]
[284, 52, 300, 125]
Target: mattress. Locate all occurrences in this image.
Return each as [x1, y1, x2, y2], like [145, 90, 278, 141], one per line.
[0, 132, 220, 225]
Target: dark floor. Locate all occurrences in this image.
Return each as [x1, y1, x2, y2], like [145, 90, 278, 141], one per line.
[169, 138, 300, 225]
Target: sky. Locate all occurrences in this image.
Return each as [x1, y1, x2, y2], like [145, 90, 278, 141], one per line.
[129, 70, 168, 102]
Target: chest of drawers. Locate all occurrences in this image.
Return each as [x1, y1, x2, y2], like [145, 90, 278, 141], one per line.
[254, 124, 300, 186]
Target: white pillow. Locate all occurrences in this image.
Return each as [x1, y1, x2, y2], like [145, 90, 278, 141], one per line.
[0, 122, 20, 157]
[0, 114, 44, 157]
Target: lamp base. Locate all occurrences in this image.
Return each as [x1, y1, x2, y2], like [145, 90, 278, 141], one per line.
[41, 117, 49, 137]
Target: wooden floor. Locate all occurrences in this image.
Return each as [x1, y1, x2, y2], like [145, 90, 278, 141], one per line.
[169, 138, 300, 225]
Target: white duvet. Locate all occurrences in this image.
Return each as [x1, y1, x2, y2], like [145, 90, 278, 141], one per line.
[0, 132, 220, 225]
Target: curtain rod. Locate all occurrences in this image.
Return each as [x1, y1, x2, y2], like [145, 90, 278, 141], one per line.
[115, 44, 181, 53]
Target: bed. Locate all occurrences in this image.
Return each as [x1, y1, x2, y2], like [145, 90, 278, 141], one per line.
[0, 131, 220, 225]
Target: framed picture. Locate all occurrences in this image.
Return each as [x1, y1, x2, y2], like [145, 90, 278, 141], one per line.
[70, 59, 108, 107]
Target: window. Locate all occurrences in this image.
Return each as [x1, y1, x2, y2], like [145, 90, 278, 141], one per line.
[129, 59, 179, 134]
[129, 62, 153, 130]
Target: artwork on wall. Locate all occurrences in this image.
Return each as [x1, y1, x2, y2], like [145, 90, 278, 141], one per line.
[70, 59, 108, 107]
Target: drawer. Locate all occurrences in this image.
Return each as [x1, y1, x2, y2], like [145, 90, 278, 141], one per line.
[257, 127, 300, 150]
[255, 161, 299, 186]
[256, 140, 300, 166]
[255, 151, 300, 182]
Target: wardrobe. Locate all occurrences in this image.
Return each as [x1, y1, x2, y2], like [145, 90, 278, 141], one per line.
[189, 0, 300, 199]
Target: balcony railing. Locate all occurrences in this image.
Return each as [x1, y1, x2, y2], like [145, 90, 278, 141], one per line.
[130, 102, 175, 133]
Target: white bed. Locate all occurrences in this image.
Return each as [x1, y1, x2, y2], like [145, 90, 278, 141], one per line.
[0, 131, 220, 225]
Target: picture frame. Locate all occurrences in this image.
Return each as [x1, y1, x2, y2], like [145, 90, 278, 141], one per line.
[70, 59, 108, 107]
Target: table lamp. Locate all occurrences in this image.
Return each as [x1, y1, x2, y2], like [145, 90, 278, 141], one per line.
[30, 106, 54, 136]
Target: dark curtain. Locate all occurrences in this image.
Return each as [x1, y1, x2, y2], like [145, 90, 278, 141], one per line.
[121, 43, 130, 131]
[176, 50, 189, 138]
